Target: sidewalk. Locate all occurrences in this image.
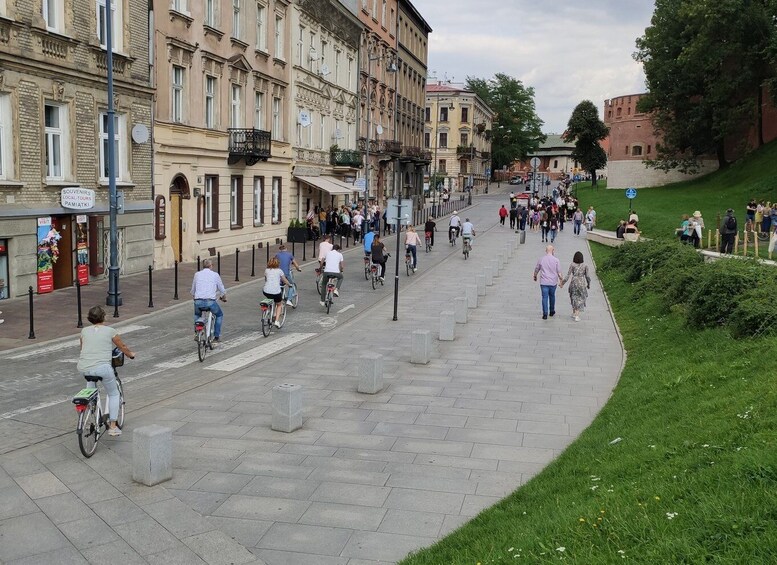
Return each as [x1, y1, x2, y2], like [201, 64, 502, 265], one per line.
[0, 218, 624, 564]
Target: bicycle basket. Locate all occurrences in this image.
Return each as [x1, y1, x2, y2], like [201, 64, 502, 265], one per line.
[260, 298, 274, 311]
[111, 347, 125, 368]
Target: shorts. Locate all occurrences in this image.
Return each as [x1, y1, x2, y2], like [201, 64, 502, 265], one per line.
[263, 291, 282, 303]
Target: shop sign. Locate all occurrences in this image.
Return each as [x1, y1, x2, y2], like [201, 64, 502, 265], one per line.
[76, 214, 87, 223]
[61, 187, 96, 210]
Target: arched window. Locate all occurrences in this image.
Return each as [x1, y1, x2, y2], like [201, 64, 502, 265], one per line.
[631, 145, 643, 156]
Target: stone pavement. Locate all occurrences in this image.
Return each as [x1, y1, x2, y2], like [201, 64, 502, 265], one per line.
[0, 203, 624, 564]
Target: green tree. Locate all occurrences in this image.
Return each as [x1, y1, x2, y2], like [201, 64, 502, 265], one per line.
[562, 100, 609, 187]
[465, 74, 545, 176]
[634, 0, 776, 171]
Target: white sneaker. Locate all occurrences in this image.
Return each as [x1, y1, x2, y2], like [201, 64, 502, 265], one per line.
[320, 301, 325, 306]
[574, 316, 580, 322]
[413, 267, 417, 272]
[286, 300, 293, 306]
[274, 321, 281, 328]
[333, 289, 340, 297]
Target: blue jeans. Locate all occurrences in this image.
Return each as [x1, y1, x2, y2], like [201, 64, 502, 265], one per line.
[550, 228, 557, 242]
[194, 299, 223, 338]
[406, 245, 417, 268]
[540, 284, 557, 316]
[83, 363, 120, 422]
[284, 271, 297, 302]
[574, 220, 582, 235]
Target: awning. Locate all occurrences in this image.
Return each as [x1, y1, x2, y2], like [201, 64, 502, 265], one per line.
[295, 175, 354, 195]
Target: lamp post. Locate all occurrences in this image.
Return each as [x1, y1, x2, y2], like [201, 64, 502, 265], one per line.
[105, 0, 121, 308]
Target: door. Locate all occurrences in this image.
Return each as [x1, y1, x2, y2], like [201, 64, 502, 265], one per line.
[170, 193, 182, 263]
[51, 215, 74, 289]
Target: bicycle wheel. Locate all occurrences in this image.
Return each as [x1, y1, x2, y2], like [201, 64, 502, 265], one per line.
[364, 264, 370, 280]
[78, 405, 99, 458]
[371, 272, 377, 290]
[326, 293, 332, 314]
[197, 330, 207, 362]
[279, 303, 287, 328]
[289, 285, 299, 309]
[115, 377, 125, 429]
[464, 248, 469, 260]
[261, 311, 271, 337]
[406, 260, 411, 276]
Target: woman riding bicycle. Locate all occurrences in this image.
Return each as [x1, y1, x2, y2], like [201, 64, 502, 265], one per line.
[404, 225, 422, 271]
[371, 235, 388, 281]
[77, 306, 135, 436]
[263, 257, 290, 328]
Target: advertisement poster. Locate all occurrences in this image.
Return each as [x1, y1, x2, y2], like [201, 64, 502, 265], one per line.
[36, 217, 59, 294]
[76, 216, 89, 285]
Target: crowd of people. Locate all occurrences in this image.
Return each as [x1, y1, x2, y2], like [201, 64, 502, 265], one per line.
[305, 202, 395, 243]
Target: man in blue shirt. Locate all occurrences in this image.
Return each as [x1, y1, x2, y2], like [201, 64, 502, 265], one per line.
[275, 244, 301, 306]
[363, 229, 377, 257]
[191, 259, 227, 342]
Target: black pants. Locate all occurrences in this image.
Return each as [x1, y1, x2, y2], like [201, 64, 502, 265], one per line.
[500, 216, 506, 225]
[721, 233, 735, 254]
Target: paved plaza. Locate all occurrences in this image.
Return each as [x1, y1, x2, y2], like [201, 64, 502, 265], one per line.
[0, 195, 624, 564]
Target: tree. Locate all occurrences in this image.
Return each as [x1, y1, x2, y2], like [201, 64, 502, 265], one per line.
[562, 101, 608, 187]
[634, 0, 776, 171]
[465, 74, 545, 176]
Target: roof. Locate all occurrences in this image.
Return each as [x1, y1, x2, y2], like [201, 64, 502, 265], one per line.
[426, 83, 466, 94]
[538, 134, 575, 150]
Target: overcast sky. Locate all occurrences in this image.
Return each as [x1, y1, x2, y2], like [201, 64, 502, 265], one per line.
[413, 0, 656, 134]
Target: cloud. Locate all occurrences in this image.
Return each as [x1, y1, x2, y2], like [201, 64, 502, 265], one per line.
[414, 0, 655, 132]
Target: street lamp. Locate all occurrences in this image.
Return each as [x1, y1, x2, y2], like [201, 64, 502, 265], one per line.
[364, 50, 396, 205]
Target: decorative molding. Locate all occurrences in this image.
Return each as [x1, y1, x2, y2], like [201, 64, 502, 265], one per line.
[52, 80, 65, 101]
[203, 24, 224, 41]
[169, 9, 194, 28]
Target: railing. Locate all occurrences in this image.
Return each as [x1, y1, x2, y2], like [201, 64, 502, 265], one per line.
[481, 151, 491, 160]
[383, 140, 402, 154]
[357, 137, 378, 153]
[228, 128, 271, 165]
[403, 146, 422, 158]
[456, 145, 476, 157]
[330, 149, 363, 168]
[421, 150, 432, 162]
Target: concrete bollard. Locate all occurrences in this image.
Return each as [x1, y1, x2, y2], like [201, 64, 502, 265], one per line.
[454, 296, 468, 323]
[439, 311, 455, 341]
[466, 285, 478, 308]
[484, 265, 493, 286]
[272, 383, 303, 432]
[520, 231, 526, 245]
[132, 425, 173, 486]
[411, 329, 432, 364]
[505, 245, 513, 259]
[358, 354, 384, 394]
[498, 252, 506, 267]
[491, 259, 500, 277]
[476, 274, 486, 296]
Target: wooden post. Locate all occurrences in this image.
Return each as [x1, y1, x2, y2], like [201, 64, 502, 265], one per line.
[755, 231, 759, 258]
[707, 228, 712, 249]
[734, 232, 740, 254]
[715, 229, 720, 252]
[743, 230, 749, 257]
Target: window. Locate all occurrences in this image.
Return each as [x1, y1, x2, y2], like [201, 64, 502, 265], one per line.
[230, 176, 243, 228]
[172, 65, 184, 123]
[439, 106, 448, 121]
[616, 107, 622, 117]
[381, 0, 386, 26]
[256, 3, 267, 51]
[624, 145, 629, 155]
[272, 96, 281, 140]
[371, 0, 377, 18]
[45, 103, 67, 180]
[439, 132, 447, 148]
[43, 0, 63, 32]
[425, 107, 430, 121]
[424, 132, 430, 148]
[0, 94, 12, 180]
[319, 114, 325, 149]
[461, 107, 468, 122]
[632, 145, 643, 156]
[334, 50, 340, 84]
[97, 0, 122, 51]
[553, 159, 558, 168]
[172, 0, 188, 12]
[460, 160, 467, 174]
[460, 133, 468, 146]
[296, 25, 304, 66]
[308, 31, 315, 70]
[232, 0, 241, 39]
[347, 58, 353, 90]
[271, 177, 281, 223]
[205, 76, 216, 128]
[99, 112, 126, 181]
[275, 15, 284, 58]
[254, 92, 264, 130]
[231, 84, 241, 128]
[204, 175, 219, 230]
[438, 159, 446, 173]
[205, 0, 216, 26]
[253, 176, 263, 225]
[647, 144, 652, 154]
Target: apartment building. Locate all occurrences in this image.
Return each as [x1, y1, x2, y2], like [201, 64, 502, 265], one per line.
[0, 0, 154, 299]
[152, 0, 292, 267]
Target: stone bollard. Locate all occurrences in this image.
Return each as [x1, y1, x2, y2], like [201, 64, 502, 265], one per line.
[498, 252, 506, 267]
[272, 383, 303, 432]
[454, 296, 468, 323]
[132, 425, 173, 486]
[519, 231, 526, 245]
[484, 265, 493, 286]
[491, 259, 500, 277]
[358, 354, 384, 394]
[466, 285, 478, 308]
[439, 311, 455, 341]
[411, 329, 432, 364]
[476, 274, 486, 296]
[505, 245, 513, 259]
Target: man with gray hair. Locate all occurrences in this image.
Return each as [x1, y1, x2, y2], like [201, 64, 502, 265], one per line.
[191, 258, 227, 342]
[533, 245, 564, 320]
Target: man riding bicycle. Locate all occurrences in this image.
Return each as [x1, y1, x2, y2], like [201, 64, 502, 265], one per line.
[275, 244, 302, 306]
[191, 258, 227, 343]
[449, 211, 461, 243]
[320, 244, 344, 305]
[424, 217, 436, 248]
[461, 218, 476, 247]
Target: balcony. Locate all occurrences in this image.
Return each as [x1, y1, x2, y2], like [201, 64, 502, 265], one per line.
[481, 151, 491, 160]
[403, 146, 422, 158]
[357, 138, 403, 156]
[456, 145, 476, 158]
[228, 128, 271, 165]
[330, 149, 363, 168]
[382, 140, 402, 155]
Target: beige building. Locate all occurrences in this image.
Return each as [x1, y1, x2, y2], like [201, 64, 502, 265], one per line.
[288, 0, 363, 216]
[425, 83, 493, 193]
[152, 0, 293, 268]
[0, 0, 154, 299]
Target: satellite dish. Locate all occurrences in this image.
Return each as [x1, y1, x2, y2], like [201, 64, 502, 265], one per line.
[298, 110, 311, 128]
[376, 125, 384, 135]
[320, 64, 330, 76]
[131, 124, 149, 144]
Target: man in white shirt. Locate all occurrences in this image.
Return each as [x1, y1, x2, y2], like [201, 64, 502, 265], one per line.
[461, 218, 476, 247]
[318, 234, 333, 268]
[449, 211, 461, 243]
[320, 244, 344, 305]
[191, 259, 227, 342]
[352, 209, 364, 243]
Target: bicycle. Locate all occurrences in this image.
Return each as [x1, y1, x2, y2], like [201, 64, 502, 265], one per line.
[449, 227, 459, 246]
[260, 297, 286, 337]
[371, 253, 389, 290]
[363, 254, 372, 280]
[323, 275, 337, 314]
[405, 248, 413, 276]
[462, 237, 472, 260]
[72, 348, 127, 458]
[195, 306, 217, 362]
[425, 231, 432, 253]
[283, 280, 298, 309]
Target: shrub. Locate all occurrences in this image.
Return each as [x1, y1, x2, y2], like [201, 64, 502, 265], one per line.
[728, 280, 777, 338]
[636, 244, 704, 310]
[601, 239, 697, 283]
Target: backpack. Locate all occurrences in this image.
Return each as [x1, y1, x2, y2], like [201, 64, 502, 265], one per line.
[726, 216, 737, 231]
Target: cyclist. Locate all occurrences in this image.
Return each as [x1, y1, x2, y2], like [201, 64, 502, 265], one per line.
[320, 244, 344, 305]
[263, 257, 290, 328]
[78, 305, 135, 436]
[449, 211, 461, 243]
[424, 216, 436, 248]
[363, 227, 377, 259]
[275, 244, 302, 306]
[191, 258, 227, 343]
[461, 218, 476, 248]
[404, 225, 422, 271]
[318, 234, 333, 268]
[371, 234, 388, 281]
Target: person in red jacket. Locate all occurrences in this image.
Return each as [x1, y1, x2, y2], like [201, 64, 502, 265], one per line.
[498, 205, 508, 226]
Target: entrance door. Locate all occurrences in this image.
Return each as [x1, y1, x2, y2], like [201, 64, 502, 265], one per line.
[170, 193, 182, 263]
[51, 215, 74, 289]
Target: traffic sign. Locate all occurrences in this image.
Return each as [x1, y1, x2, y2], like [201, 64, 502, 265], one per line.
[625, 188, 637, 199]
[530, 157, 541, 169]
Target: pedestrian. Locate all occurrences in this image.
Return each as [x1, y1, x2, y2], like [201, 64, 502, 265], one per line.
[498, 205, 508, 226]
[509, 207, 517, 229]
[719, 208, 737, 254]
[769, 217, 777, 259]
[677, 214, 691, 244]
[540, 209, 550, 242]
[615, 220, 626, 239]
[549, 213, 559, 243]
[689, 210, 704, 248]
[533, 245, 564, 320]
[562, 251, 591, 322]
[572, 208, 583, 236]
[585, 206, 596, 232]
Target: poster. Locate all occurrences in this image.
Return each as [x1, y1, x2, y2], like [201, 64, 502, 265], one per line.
[76, 218, 89, 285]
[36, 217, 59, 294]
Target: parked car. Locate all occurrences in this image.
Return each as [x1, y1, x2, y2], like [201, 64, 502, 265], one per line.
[508, 177, 521, 185]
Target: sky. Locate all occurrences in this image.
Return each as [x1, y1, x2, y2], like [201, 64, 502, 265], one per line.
[413, 0, 656, 134]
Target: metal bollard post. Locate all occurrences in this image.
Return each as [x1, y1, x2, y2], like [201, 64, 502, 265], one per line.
[173, 260, 179, 300]
[251, 244, 256, 277]
[112, 271, 120, 318]
[28, 286, 35, 339]
[76, 280, 83, 328]
[148, 265, 154, 308]
[197, 255, 201, 272]
[266, 242, 270, 264]
[302, 237, 307, 261]
[235, 248, 240, 282]
[217, 251, 221, 274]
[292, 241, 296, 258]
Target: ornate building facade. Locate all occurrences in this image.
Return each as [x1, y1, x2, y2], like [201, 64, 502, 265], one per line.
[0, 0, 153, 298]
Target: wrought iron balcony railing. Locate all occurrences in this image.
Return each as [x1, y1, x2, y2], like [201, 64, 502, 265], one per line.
[330, 149, 363, 168]
[228, 128, 271, 165]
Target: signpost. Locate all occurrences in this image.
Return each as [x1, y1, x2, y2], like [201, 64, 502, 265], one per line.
[625, 187, 637, 212]
[530, 157, 541, 196]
